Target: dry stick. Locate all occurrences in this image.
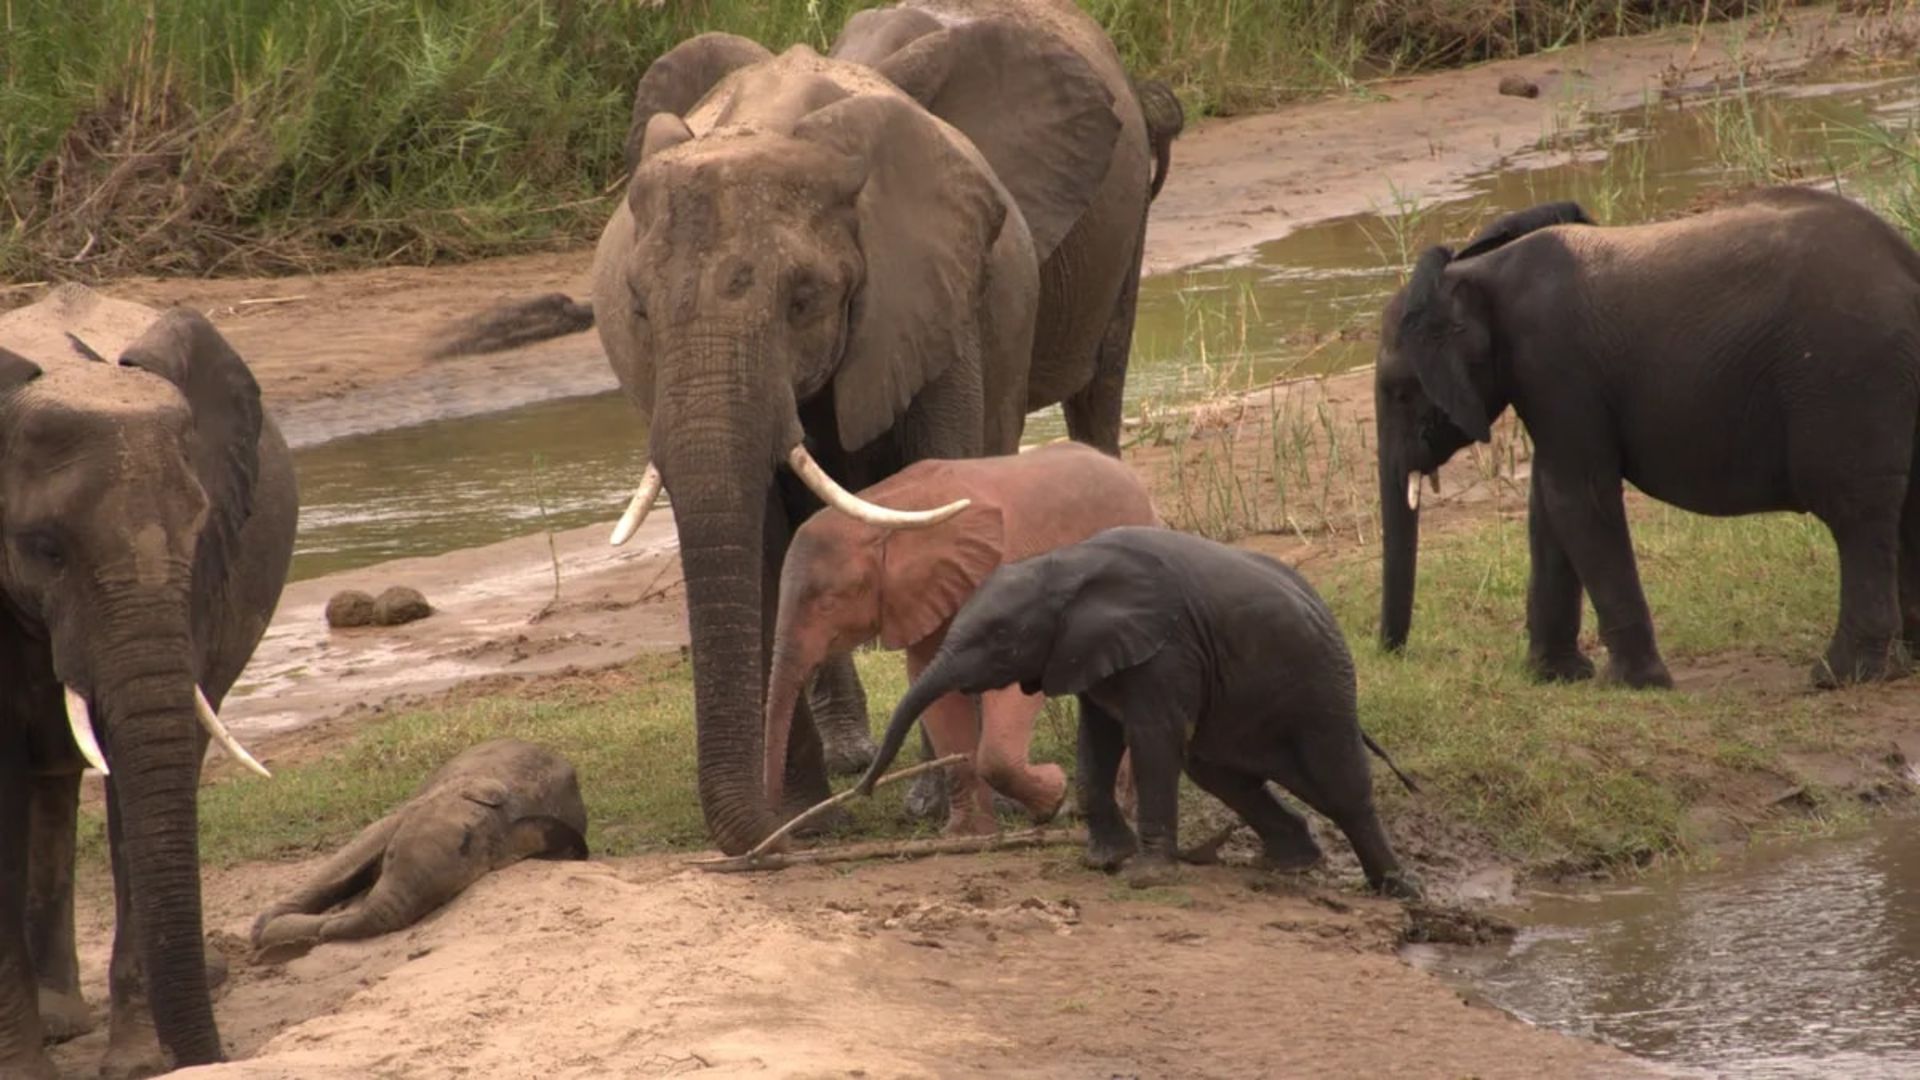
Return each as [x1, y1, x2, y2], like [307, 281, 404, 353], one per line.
[695, 826, 1083, 873]
[693, 753, 968, 871]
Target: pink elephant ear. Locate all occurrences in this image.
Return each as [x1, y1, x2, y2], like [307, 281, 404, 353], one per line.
[878, 504, 1006, 650]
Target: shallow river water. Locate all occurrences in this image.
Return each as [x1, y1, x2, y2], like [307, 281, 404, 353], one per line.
[1406, 820, 1920, 1078]
[286, 68, 1919, 581]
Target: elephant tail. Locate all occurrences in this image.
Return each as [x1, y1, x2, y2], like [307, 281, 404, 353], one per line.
[1131, 76, 1185, 202]
[1362, 730, 1419, 794]
[430, 293, 595, 358]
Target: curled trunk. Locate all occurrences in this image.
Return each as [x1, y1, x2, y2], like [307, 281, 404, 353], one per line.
[856, 654, 959, 796]
[1379, 450, 1420, 651]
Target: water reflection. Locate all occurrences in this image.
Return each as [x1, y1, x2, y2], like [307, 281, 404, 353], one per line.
[1409, 820, 1920, 1078]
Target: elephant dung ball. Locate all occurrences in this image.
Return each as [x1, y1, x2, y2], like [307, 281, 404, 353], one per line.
[373, 586, 434, 626]
[1497, 75, 1541, 99]
[325, 590, 378, 629]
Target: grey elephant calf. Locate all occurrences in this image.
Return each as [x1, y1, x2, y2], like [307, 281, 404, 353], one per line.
[251, 740, 588, 959]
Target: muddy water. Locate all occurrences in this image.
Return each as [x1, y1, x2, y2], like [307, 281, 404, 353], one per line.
[287, 70, 1919, 579]
[1406, 819, 1920, 1078]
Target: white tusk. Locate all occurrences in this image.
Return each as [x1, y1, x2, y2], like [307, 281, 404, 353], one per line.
[1406, 473, 1423, 512]
[196, 687, 271, 779]
[786, 444, 969, 529]
[610, 464, 665, 547]
[63, 687, 110, 775]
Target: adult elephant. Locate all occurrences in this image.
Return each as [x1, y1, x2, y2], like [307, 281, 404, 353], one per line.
[0, 285, 296, 1077]
[1375, 188, 1920, 689]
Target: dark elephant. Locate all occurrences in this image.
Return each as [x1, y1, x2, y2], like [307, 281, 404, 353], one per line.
[1375, 187, 1920, 689]
[0, 285, 298, 1077]
[250, 739, 588, 961]
[857, 527, 1420, 898]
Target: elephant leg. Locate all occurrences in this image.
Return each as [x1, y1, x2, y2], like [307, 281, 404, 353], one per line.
[906, 651, 995, 836]
[1266, 729, 1418, 899]
[1061, 221, 1144, 456]
[901, 725, 950, 823]
[0, 751, 57, 1079]
[1534, 468, 1672, 689]
[1183, 756, 1320, 873]
[1075, 696, 1136, 871]
[1524, 477, 1595, 683]
[805, 653, 877, 775]
[26, 771, 91, 1043]
[975, 686, 1067, 823]
[1812, 478, 1910, 687]
[250, 810, 402, 947]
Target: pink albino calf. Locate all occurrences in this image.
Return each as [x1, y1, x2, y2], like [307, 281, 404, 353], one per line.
[765, 442, 1159, 835]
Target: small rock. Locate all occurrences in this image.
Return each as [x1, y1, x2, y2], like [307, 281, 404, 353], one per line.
[373, 586, 433, 626]
[325, 590, 377, 629]
[1498, 75, 1541, 99]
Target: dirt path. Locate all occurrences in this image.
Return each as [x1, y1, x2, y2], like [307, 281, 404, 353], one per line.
[50, 852, 1648, 1080]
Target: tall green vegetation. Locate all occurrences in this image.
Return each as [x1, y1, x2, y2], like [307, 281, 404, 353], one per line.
[0, 0, 1787, 279]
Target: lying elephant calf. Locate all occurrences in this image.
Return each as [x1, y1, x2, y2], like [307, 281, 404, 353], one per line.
[859, 527, 1421, 897]
[251, 739, 588, 959]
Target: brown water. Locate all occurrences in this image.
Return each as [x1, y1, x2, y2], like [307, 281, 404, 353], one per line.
[286, 69, 1919, 581]
[1405, 819, 1920, 1078]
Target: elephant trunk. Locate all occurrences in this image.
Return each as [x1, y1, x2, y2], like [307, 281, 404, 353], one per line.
[653, 328, 803, 856]
[94, 611, 223, 1067]
[762, 630, 826, 813]
[854, 651, 960, 797]
[1379, 444, 1421, 652]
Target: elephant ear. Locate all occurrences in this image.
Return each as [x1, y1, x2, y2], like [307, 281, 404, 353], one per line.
[793, 94, 1009, 452]
[1398, 246, 1492, 443]
[624, 32, 772, 169]
[862, 17, 1119, 261]
[117, 309, 265, 594]
[0, 347, 42, 397]
[829, 6, 943, 65]
[878, 503, 1007, 650]
[1039, 560, 1176, 697]
[507, 816, 590, 862]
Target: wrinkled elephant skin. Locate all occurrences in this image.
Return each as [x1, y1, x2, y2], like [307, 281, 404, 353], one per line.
[765, 442, 1158, 836]
[250, 740, 589, 963]
[0, 284, 298, 1078]
[861, 528, 1421, 899]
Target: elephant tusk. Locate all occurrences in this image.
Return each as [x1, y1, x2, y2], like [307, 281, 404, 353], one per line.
[63, 687, 110, 775]
[610, 463, 665, 547]
[196, 687, 271, 779]
[1428, 470, 1441, 494]
[1406, 473, 1423, 512]
[786, 444, 969, 529]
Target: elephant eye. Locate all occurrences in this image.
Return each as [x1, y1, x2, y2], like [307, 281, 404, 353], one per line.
[629, 285, 649, 322]
[11, 529, 64, 568]
[787, 275, 822, 325]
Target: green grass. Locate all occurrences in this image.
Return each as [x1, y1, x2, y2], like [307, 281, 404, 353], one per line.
[1, 0, 1787, 279]
[130, 495, 1893, 881]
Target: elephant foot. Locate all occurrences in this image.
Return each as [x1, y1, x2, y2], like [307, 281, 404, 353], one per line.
[252, 913, 328, 964]
[1018, 765, 1071, 826]
[1528, 649, 1595, 684]
[1600, 654, 1673, 690]
[1371, 869, 1425, 902]
[100, 1011, 169, 1080]
[1254, 835, 1324, 875]
[36, 986, 94, 1043]
[1082, 827, 1138, 873]
[0, 1048, 57, 1080]
[1179, 824, 1244, 866]
[902, 768, 948, 822]
[1813, 639, 1912, 689]
[1123, 852, 1181, 890]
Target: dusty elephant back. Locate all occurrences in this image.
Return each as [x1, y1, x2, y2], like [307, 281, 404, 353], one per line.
[0, 283, 162, 369]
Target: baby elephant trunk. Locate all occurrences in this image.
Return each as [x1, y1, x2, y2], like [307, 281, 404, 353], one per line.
[853, 654, 962, 797]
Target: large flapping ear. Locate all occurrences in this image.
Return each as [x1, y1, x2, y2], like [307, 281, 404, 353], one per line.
[118, 308, 265, 587]
[878, 503, 1007, 650]
[793, 94, 1009, 451]
[1456, 200, 1592, 260]
[1039, 557, 1177, 697]
[864, 17, 1118, 261]
[624, 32, 772, 170]
[507, 815, 591, 862]
[1397, 246, 1492, 442]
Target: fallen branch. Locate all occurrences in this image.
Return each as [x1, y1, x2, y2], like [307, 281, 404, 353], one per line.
[693, 826, 1084, 873]
[692, 753, 967, 872]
